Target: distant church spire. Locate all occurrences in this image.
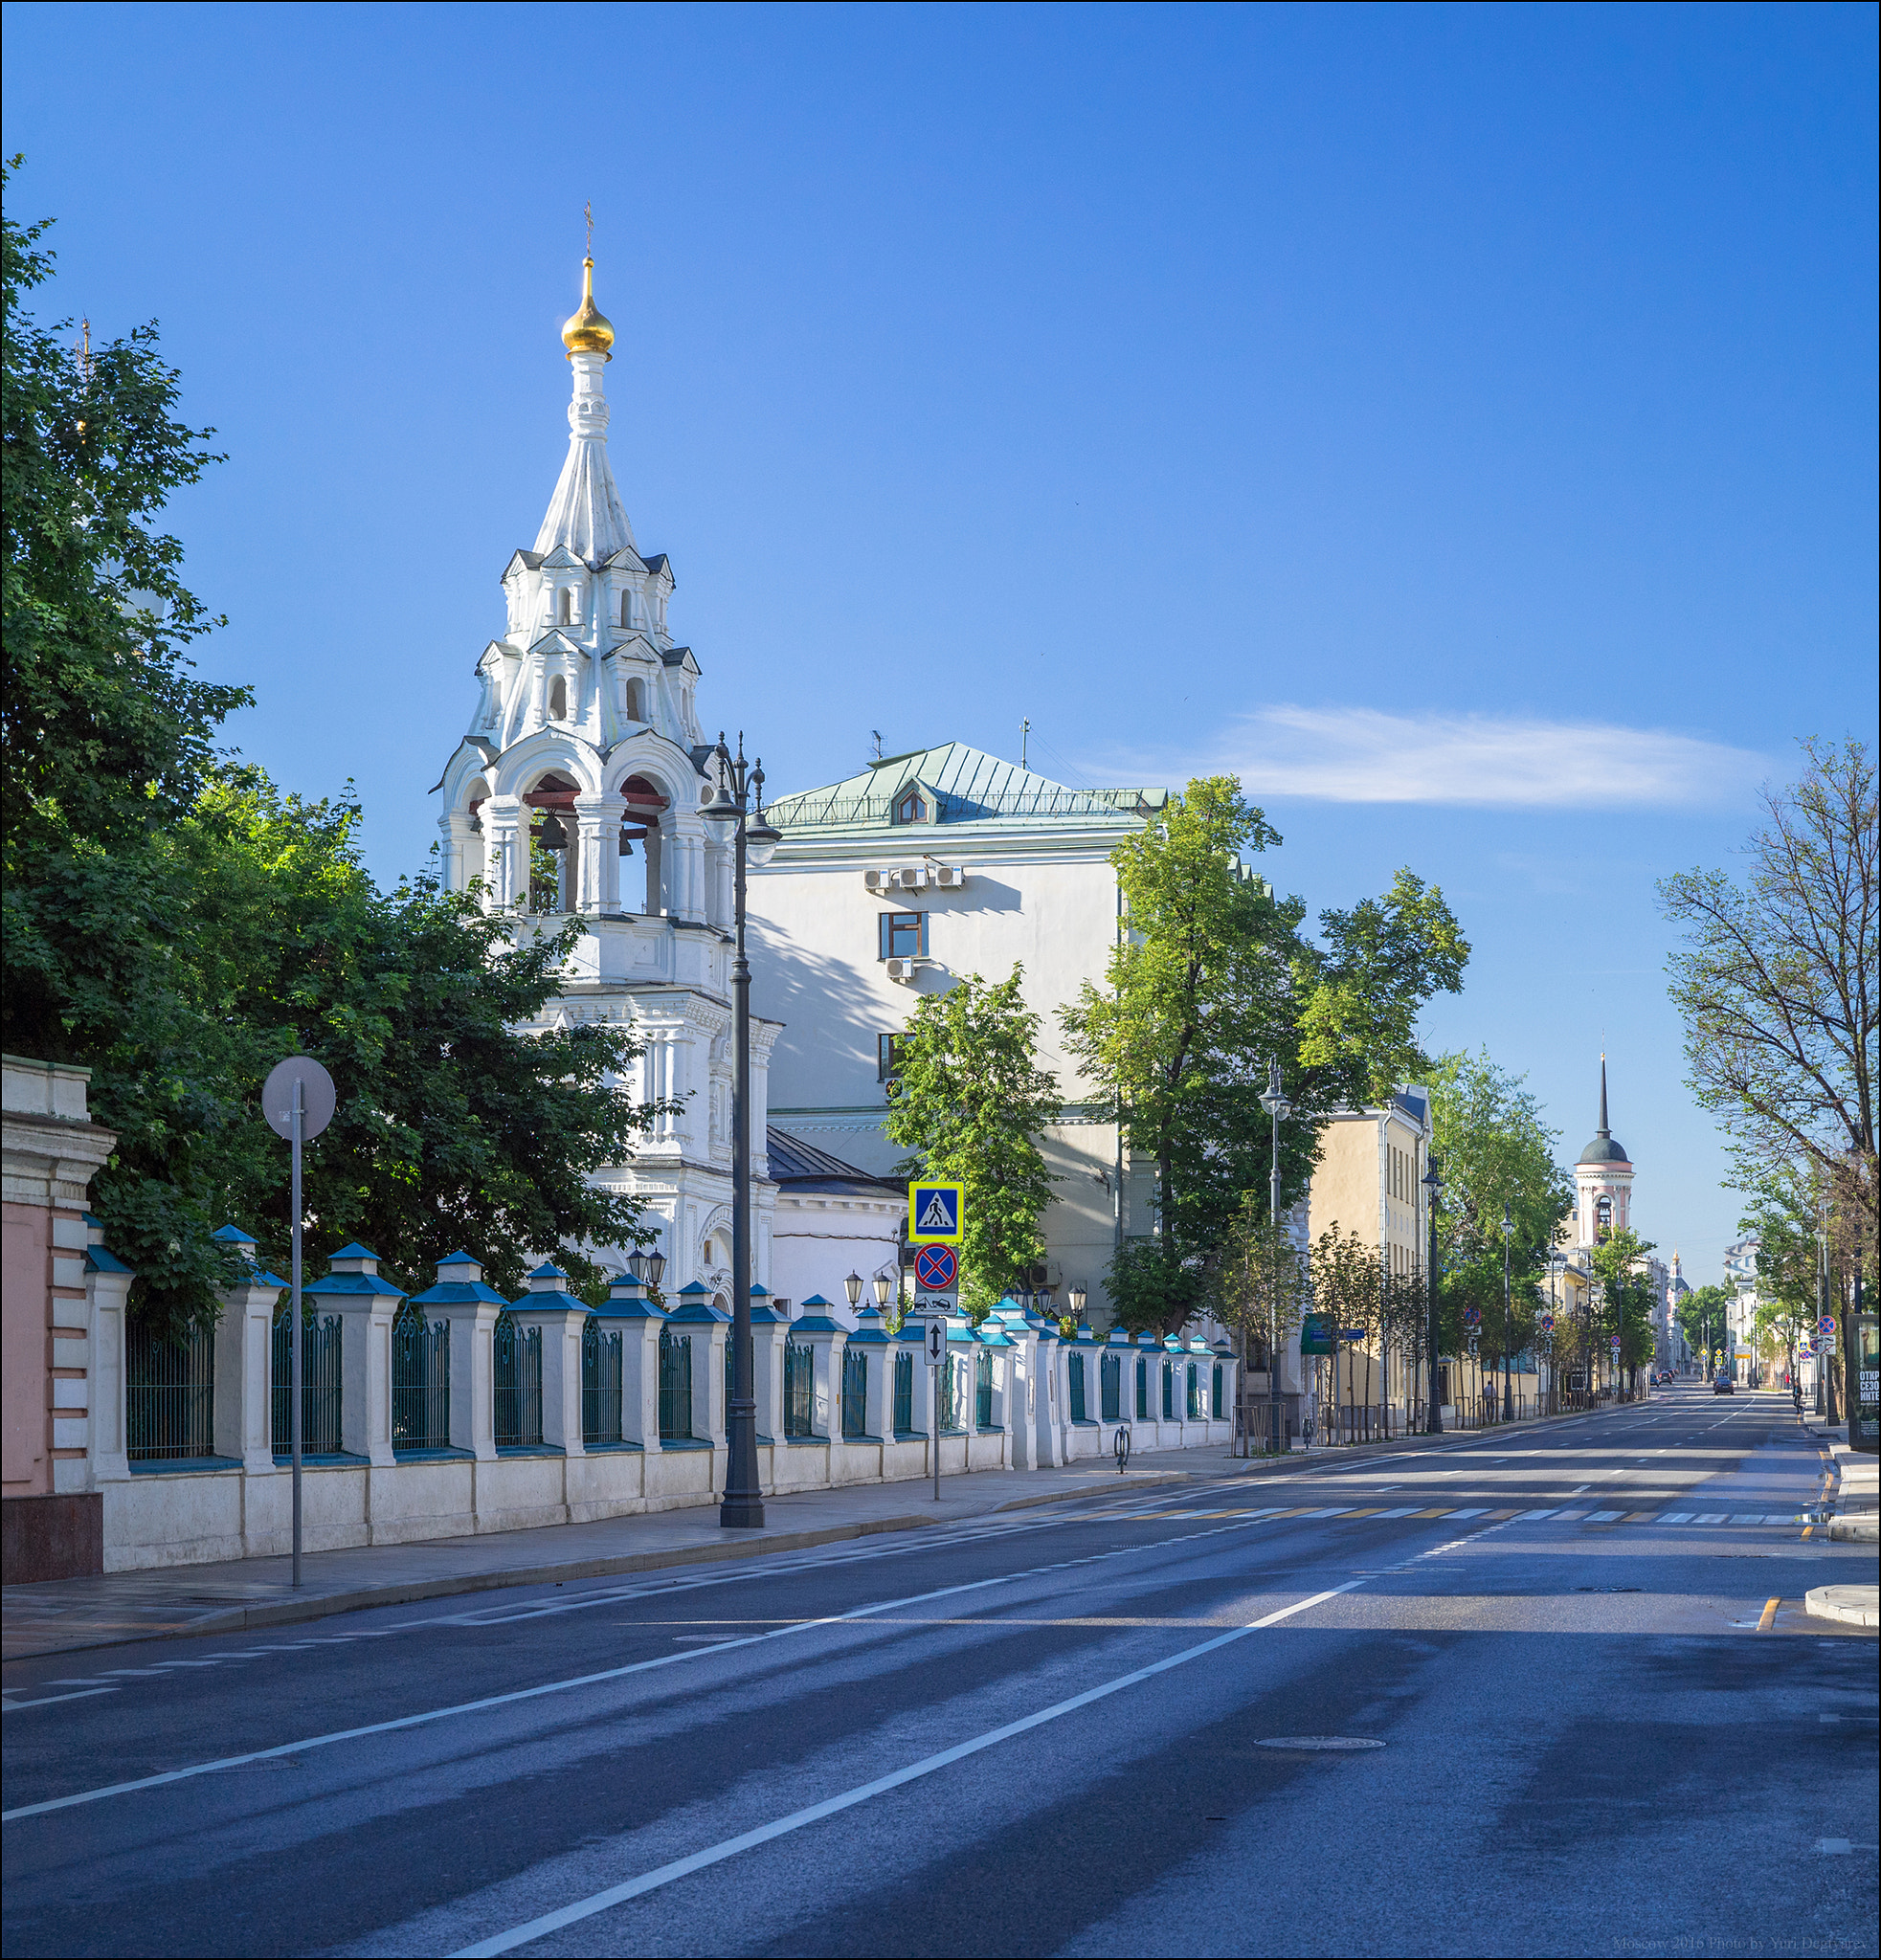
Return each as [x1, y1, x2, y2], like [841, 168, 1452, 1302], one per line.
[1599, 1052, 1609, 1137]
[535, 250, 636, 564]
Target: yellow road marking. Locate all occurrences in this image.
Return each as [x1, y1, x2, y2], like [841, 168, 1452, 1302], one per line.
[1757, 1596, 1780, 1632]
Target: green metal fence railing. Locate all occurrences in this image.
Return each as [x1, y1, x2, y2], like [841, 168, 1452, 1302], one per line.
[392, 1304, 451, 1452]
[658, 1329, 693, 1441]
[272, 1308, 343, 1457]
[783, 1339, 814, 1438]
[840, 1348, 868, 1439]
[582, 1316, 624, 1444]
[494, 1313, 543, 1449]
[126, 1321, 215, 1462]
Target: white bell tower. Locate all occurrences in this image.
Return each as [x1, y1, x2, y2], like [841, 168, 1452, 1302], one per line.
[430, 254, 777, 1303]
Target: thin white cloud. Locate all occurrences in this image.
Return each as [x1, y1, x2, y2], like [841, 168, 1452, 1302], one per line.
[1184, 706, 1768, 809]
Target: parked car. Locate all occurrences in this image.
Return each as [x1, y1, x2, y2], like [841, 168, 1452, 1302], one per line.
[1713, 1373, 1735, 1394]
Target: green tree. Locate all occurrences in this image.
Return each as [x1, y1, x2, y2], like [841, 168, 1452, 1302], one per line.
[1589, 1228, 1660, 1381]
[884, 967, 1060, 1316]
[1425, 1048, 1573, 1407]
[1677, 1281, 1735, 1372]
[3, 167, 249, 1063]
[1216, 1193, 1310, 1452]
[1659, 738, 1877, 1261]
[1061, 775, 1467, 1332]
[90, 769, 665, 1325]
[3, 178, 663, 1327]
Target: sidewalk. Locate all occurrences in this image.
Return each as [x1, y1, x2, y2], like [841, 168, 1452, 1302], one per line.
[1822, 1437, 1878, 1543]
[0, 1397, 1646, 1663]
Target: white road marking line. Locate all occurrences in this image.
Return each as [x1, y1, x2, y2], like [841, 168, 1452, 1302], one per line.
[448, 1580, 1369, 1958]
[0, 1686, 121, 1711]
[0, 1510, 1319, 1823]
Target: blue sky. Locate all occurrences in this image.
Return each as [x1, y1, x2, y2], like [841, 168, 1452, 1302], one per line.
[6, 2, 1874, 1281]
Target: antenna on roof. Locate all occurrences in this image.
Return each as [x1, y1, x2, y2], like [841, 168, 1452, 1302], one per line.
[1020, 718, 1030, 770]
[870, 729, 883, 762]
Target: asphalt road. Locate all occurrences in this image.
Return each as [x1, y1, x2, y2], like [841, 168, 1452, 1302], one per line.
[3, 1384, 1876, 1959]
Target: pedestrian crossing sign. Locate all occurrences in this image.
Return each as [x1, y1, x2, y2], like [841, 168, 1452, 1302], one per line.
[908, 1182, 964, 1242]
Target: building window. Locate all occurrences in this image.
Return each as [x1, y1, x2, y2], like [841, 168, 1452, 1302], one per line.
[621, 678, 643, 721]
[549, 675, 568, 721]
[1596, 1193, 1613, 1232]
[620, 590, 632, 627]
[877, 1034, 904, 1081]
[559, 588, 577, 625]
[878, 911, 927, 961]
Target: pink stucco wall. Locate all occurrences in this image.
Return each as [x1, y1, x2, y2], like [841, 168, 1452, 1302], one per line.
[3, 1199, 51, 1496]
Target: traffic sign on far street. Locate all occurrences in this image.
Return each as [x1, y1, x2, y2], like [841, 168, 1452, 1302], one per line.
[914, 1245, 958, 1292]
[908, 1182, 964, 1242]
[1818, 1314, 1838, 1336]
[924, 1320, 948, 1367]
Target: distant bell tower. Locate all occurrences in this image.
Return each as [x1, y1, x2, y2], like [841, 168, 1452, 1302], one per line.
[1573, 1055, 1634, 1244]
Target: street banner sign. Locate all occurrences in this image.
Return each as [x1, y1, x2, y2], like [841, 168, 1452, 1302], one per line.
[1300, 1312, 1335, 1356]
[914, 1245, 958, 1292]
[1341, 1327, 1367, 1343]
[924, 1319, 948, 1367]
[908, 1182, 964, 1242]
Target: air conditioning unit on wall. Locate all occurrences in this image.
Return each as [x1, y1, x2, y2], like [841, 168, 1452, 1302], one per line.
[884, 958, 924, 984]
[932, 864, 967, 889]
[894, 866, 929, 890]
[862, 869, 889, 893]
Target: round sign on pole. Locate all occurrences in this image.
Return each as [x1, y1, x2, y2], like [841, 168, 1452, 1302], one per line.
[262, 1057, 336, 1140]
[1538, 1313, 1556, 1332]
[914, 1245, 958, 1292]
[1817, 1314, 1838, 1336]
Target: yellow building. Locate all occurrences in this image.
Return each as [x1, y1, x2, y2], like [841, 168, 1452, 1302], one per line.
[1305, 1090, 1431, 1433]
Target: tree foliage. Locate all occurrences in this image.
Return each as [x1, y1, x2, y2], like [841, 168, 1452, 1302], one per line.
[1061, 775, 1467, 1332]
[1588, 1228, 1660, 1374]
[1425, 1048, 1572, 1373]
[1660, 738, 1877, 1258]
[884, 966, 1060, 1316]
[3, 174, 660, 1329]
[1216, 1192, 1310, 1375]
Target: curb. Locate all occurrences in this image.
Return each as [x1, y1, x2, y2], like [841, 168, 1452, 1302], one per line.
[4, 1473, 1200, 1661]
[1805, 1584, 1881, 1629]
[0, 1397, 1668, 1663]
[1826, 1518, 1879, 1543]
[2, 1514, 943, 1661]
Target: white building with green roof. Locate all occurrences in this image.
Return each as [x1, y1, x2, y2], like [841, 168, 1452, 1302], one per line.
[751, 743, 1172, 1321]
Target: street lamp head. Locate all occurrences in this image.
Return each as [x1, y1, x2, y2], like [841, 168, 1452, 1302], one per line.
[701, 779, 740, 843]
[843, 1270, 863, 1307]
[627, 1249, 650, 1284]
[744, 814, 781, 869]
[1069, 1281, 1088, 1319]
[1260, 1091, 1291, 1119]
[644, 1248, 665, 1291]
[872, 1271, 892, 1309]
[1422, 1164, 1443, 1201]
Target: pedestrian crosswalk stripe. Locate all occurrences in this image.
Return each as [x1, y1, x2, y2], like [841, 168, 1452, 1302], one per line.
[1661, 1512, 1692, 1522]
[1447, 1508, 1489, 1519]
[1588, 1510, 1623, 1521]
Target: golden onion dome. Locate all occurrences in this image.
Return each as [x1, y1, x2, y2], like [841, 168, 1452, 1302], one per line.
[561, 256, 615, 358]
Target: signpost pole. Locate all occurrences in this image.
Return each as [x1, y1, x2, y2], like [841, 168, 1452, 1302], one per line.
[933, 1323, 942, 1504]
[291, 1080, 303, 1590]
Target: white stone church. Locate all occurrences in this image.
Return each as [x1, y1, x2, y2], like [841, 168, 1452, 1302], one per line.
[430, 256, 785, 1307]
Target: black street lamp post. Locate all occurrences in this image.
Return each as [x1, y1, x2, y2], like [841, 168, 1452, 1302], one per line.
[1259, 1058, 1292, 1456]
[1501, 1208, 1515, 1423]
[701, 733, 781, 1530]
[1422, 1163, 1444, 1434]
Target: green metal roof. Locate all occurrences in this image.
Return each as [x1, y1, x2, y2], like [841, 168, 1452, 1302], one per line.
[767, 742, 1167, 834]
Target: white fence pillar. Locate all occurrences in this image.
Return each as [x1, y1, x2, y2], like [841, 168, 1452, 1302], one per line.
[307, 1243, 402, 1467]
